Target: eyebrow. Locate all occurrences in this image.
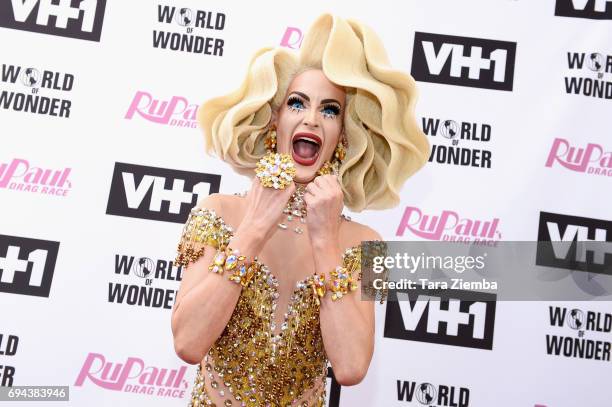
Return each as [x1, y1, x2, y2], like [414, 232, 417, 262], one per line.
[290, 91, 341, 106]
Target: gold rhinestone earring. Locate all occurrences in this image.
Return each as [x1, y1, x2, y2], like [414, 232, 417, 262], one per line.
[316, 136, 348, 176]
[334, 136, 347, 162]
[316, 161, 334, 176]
[264, 125, 277, 153]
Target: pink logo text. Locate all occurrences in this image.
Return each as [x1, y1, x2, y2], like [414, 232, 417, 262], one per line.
[125, 91, 198, 128]
[74, 352, 188, 398]
[396, 207, 501, 244]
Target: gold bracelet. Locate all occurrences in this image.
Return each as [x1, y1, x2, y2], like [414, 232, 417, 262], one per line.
[309, 273, 327, 305]
[209, 246, 259, 287]
[208, 248, 231, 274]
[227, 255, 260, 287]
[327, 265, 358, 301]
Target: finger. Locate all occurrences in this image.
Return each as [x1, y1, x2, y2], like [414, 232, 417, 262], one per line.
[325, 174, 339, 186]
[304, 182, 315, 196]
[315, 176, 335, 193]
[305, 182, 321, 197]
[312, 177, 329, 193]
[322, 175, 336, 188]
[252, 177, 263, 195]
[253, 175, 262, 190]
[284, 181, 296, 197]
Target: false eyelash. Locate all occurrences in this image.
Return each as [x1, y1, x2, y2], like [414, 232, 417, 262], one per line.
[321, 104, 341, 116]
[287, 96, 304, 111]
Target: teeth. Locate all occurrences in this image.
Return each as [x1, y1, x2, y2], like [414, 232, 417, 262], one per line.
[294, 136, 320, 146]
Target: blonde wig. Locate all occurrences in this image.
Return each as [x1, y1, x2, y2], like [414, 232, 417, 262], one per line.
[198, 13, 430, 212]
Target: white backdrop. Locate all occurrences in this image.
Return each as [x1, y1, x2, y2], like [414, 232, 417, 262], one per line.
[1, 1, 611, 406]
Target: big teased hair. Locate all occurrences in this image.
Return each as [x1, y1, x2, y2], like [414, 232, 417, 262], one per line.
[198, 13, 430, 212]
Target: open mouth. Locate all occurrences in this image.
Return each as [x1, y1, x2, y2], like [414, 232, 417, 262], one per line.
[291, 133, 322, 166]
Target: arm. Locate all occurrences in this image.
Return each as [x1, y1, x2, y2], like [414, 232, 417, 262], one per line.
[315, 227, 381, 386]
[171, 194, 264, 364]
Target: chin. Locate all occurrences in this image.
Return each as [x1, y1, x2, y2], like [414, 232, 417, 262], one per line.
[294, 169, 319, 184]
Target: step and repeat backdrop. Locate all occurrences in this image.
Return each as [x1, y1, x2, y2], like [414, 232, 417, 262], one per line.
[1, 1, 611, 406]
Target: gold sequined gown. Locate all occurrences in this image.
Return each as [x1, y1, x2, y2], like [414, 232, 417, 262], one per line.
[175, 208, 365, 407]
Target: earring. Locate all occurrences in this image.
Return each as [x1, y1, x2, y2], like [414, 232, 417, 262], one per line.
[264, 125, 277, 153]
[334, 136, 347, 162]
[316, 161, 334, 176]
[316, 137, 348, 176]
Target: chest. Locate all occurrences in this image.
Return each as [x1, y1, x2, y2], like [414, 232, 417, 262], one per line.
[258, 230, 316, 285]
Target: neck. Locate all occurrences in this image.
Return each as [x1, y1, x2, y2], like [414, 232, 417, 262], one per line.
[294, 177, 316, 188]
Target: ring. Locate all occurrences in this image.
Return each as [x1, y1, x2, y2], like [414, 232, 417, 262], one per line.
[255, 152, 296, 189]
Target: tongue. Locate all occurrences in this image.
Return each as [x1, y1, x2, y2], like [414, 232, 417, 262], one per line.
[294, 140, 318, 158]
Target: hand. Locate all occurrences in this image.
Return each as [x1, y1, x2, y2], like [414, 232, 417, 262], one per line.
[303, 175, 344, 247]
[236, 176, 296, 244]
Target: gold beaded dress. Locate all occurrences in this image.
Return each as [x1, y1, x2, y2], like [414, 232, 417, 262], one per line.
[175, 207, 374, 407]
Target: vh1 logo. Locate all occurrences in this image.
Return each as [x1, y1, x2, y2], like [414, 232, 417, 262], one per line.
[0, 234, 59, 297]
[383, 288, 496, 350]
[105, 162, 221, 224]
[0, 0, 107, 41]
[411, 32, 516, 91]
[537, 211, 612, 276]
[555, 0, 612, 19]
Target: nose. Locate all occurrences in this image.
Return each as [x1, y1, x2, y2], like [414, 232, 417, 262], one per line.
[302, 107, 319, 128]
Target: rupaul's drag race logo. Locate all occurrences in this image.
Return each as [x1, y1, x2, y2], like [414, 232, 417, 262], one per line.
[396, 207, 502, 245]
[108, 253, 182, 310]
[280, 26, 304, 49]
[564, 50, 612, 99]
[1, 64, 74, 118]
[0, 158, 72, 196]
[411, 32, 516, 91]
[105, 162, 220, 224]
[124, 90, 198, 128]
[0, 0, 106, 41]
[74, 353, 189, 398]
[555, 0, 612, 19]
[545, 137, 612, 177]
[545, 305, 611, 362]
[395, 379, 471, 406]
[421, 116, 493, 169]
[153, 4, 225, 56]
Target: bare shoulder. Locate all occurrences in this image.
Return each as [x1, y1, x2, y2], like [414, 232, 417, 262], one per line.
[194, 193, 222, 212]
[342, 218, 383, 245]
[194, 193, 241, 213]
[194, 192, 245, 225]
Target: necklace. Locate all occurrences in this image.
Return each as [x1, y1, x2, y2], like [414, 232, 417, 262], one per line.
[279, 184, 307, 234]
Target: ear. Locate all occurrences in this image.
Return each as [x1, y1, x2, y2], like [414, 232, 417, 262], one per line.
[269, 108, 278, 128]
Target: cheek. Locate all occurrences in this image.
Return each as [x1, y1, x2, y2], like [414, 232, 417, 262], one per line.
[322, 135, 340, 159]
[323, 143, 336, 161]
[275, 113, 291, 145]
[323, 120, 343, 144]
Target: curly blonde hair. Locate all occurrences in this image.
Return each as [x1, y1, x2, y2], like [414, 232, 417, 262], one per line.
[198, 13, 430, 212]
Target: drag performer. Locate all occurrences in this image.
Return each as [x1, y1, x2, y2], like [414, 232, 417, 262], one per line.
[171, 13, 429, 406]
